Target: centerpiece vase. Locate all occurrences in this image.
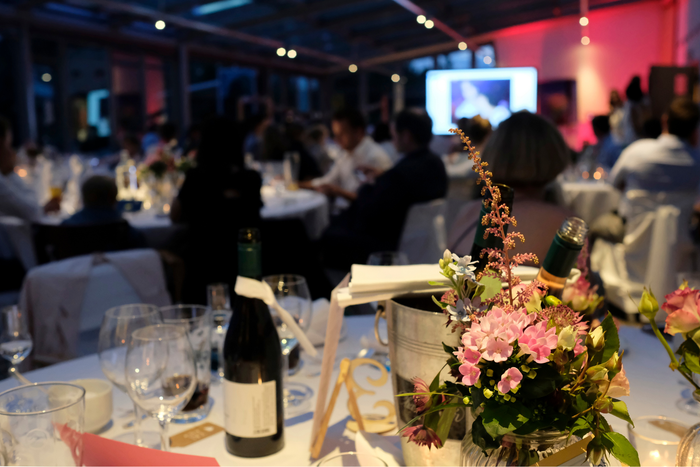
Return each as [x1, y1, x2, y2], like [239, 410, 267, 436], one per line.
[378, 292, 470, 466]
[461, 429, 591, 466]
[676, 391, 700, 466]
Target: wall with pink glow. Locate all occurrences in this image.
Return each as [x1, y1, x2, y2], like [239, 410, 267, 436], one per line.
[489, 0, 671, 145]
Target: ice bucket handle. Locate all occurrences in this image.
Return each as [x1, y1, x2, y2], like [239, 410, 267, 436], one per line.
[374, 303, 388, 347]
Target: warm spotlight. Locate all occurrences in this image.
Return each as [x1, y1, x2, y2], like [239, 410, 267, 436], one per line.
[483, 56, 492, 65]
[277, 47, 286, 56]
[579, 16, 589, 26]
[287, 49, 297, 59]
[155, 20, 166, 30]
[424, 19, 434, 29]
[349, 64, 358, 73]
[41, 73, 52, 83]
[581, 36, 590, 45]
[458, 42, 467, 50]
[391, 74, 400, 83]
[416, 15, 426, 24]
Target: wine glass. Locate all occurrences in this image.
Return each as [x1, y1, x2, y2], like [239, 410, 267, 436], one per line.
[208, 284, 232, 382]
[97, 304, 161, 446]
[0, 306, 33, 370]
[262, 274, 313, 413]
[125, 324, 196, 452]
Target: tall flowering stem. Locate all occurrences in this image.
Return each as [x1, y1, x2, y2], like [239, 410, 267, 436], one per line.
[449, 129, 538, 307]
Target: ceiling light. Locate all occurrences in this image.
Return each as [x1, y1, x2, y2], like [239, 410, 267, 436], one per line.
[287, 49, 297, 59]
[483, 56, 492, 65]
[192, 0, 251, 16]
[424, 19, 434, 29]
[579, 16, 589, 26]
[458, 42, 467, 50]
[41, 73, 52, 83]
[277, 47, 286, 56]
[581, 36, 590, 45]
[155, 20, 166, 30]
[391, 74, 401, 83]
[349, 64, 358, 73]
[416, 15, 426, 24]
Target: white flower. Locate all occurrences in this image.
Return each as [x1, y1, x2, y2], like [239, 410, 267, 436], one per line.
[447, 299, 468, 322]
[557, 325, 577, 351]
[449, 254, 478, 281]
[443, 249, 452, 264]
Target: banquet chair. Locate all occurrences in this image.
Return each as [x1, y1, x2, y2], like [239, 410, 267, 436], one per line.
[32, 221, 132, 265]
[398, 199, 447, 264]
[20, 249, 171, 365]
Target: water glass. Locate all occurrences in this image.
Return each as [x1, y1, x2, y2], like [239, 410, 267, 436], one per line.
[0, 383, 85, 466]
[628, 415, 687, 466]
[367, 251, 409, 266]
[97, 304, 161, 446]
[160, 305, 212, 423]
[125, 324, 196, 452]
[318, 452, 388, 466]
[0, 306, 33, 368]
[283, 151, 300, 190]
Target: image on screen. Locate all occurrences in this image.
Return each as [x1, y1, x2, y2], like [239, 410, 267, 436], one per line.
[451, 79, 511, 128]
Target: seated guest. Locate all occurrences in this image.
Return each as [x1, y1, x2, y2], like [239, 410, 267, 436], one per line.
[62, 176, 122, 225]
[170, 116, 262, 303]
[580, 115, 622, 171]
[610, 97, 700, 194]
[321, 109, 447, 269]
[304, 124, 334, 174]
[447, 112, 574, 263]
[0, 117, 60, 221]
[372, 122, 399, 163]
[304, 108, 392, 208]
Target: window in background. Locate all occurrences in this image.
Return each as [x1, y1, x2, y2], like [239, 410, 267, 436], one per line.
[408, 56, 435, 75]
[447, 50, 473, 69]
[32, 38, 61, 149]
[475, 44, 496, 68]
[309, 78, 320, 112]
[189, 59, 218, 125]
[112, 52, 142, 137]
[0, 31, 19, 145]
[219, 65, 257, 117]
[296, 76, 310, 113]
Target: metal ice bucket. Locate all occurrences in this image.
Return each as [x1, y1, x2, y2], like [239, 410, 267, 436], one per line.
[375, 292, 469, 466]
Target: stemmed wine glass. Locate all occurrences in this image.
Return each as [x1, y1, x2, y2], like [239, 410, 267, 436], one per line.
[125, 324, 196, 452]
[263, 274, 313, 414]
[97, 304, 161, 446]
[0, 306, 33, 371]
[208, 283, 232, 382]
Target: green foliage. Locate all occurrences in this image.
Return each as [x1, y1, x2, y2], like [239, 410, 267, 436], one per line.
[481, 402, 532, 438]
[611, 399, 634, 426]
[601, 432, 641, 467]
[435, 397, 459, 443]
[479, 275, 502, 301]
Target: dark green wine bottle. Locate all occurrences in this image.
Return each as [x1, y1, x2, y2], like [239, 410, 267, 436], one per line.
[469, 184, 515, 275]
[536, 217, 589, 299]
[223, 228, 284, 457]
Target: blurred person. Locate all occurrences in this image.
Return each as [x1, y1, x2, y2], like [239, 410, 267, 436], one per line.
[444, 116, 492, 178]
[261, 124, 287, 161]
[170, 116, 263, 303]
[61, 176, 121, 225]
[372, 122, 399, 163]
[302, 108, 392, 208]
[0, 117, 60, 221]
[304, 124, 334, 174]
[579, 116, 622, 171]
[620, 76, 652, 146]
[244, 114, 270, 161]
[321, 109, 447, 269]
[609, 89, 625, 145]
[447, 112, 575, 263]
[284, 121, 321, 182]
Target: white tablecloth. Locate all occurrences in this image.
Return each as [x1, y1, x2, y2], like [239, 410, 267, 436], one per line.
[0, 317, 695, 465]
[556, 181, 622, 225]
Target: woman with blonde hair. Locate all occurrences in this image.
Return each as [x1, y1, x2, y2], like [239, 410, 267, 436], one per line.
[447, 111, 575, 263]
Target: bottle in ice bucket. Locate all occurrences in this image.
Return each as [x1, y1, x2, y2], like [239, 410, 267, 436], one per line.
[535, 217, 589, 299]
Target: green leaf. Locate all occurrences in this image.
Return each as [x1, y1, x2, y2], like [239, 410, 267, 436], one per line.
[396, 403, 466, 434]
[570, 416, 592, 439]
[471, 416, 500, 451]
[481, 402, 532, 438]
[429, 281, 447, 287]
[479, 275, 502, 301]
[610, 399, 634, 426]
[442, 342, 457, 354]
[429, 367, 443, 392]
[685, 352, 700, 373]
[431, 295, 448, 309]
[601, 313, 620, 363]
[520, 378, 556, 399]
[601, 432, 641, 466]
[435, 397, 459, 443]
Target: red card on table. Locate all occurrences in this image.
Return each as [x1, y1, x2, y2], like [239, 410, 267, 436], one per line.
[83, 433, 220, 466]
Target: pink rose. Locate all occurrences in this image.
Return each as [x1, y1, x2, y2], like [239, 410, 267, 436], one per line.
[605, 367, 630, 398]
[664, 288, 700, 335]
[497, 367, 523, 394]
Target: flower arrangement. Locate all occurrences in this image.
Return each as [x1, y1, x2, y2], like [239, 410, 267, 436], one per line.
[398, 129, 639, 466]
[562, 241, 604, 318]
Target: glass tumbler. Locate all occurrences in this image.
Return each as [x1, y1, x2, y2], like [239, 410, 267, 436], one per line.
[0, 383, 85, 466]
[160, 305, 212, 423]
[629, 415, 687, 467]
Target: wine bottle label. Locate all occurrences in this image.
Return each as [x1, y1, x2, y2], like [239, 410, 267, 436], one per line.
[223, 379, 277, 438]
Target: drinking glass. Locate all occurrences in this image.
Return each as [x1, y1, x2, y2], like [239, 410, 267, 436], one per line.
[97, 304, 161, 446]
[263, 274, 313, 411]
[628, 416, 687, 466]
[160, 305, 212, 423]
[125, 324, 196, 452]
[367, 251, 409, 266]
[208, 284, 232, 382]
[318, 452, 388, 466]
[283, 151, 300, 190]
[0, 382, 85, 466]
[0, 306, 33, 369]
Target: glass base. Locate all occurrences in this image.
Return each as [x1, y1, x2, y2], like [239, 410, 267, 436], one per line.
[112, 431, 162, 449]
[284, 382, 314, 418]
[678, 389, 700, 416]
[172, 397, 214, 424]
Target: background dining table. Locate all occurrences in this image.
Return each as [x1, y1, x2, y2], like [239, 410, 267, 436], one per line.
[0, 315, 696, 466]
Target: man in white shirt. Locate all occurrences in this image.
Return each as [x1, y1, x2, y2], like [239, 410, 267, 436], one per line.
[610, 97, 700, 193]
[0, 117, 59, 221]
[305, 109, 392, 207]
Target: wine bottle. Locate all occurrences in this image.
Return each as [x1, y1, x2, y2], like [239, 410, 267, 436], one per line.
[223, 228, 284, 457]
[535, 217, 589, 299]
[469, 184, 515, 275]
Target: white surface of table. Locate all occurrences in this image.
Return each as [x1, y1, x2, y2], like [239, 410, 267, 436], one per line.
[0, 318, 693, 466]
[557, 181, 622, 225]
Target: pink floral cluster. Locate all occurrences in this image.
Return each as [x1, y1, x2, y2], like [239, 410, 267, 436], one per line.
[663, 286, 700, 335]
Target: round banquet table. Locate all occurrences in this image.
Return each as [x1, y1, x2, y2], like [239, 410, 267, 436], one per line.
[555, 180, 622, 225]
[0, 316, 697, 466]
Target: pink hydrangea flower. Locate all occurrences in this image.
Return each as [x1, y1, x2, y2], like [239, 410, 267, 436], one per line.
[401, 425, 443, 449]
[518, 321, 558, 363]
[663, 287, 700, 335]
[482, 337, 512, 362]
[459, 362, 481, 386]
[497, 367, 523, 394]
[454, 347, 481, 365]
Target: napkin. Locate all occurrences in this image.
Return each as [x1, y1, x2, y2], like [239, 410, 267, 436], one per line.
[354, 431, 404, 467]
[234, 276, 318, 357]
[307, 298, 347, 346]
[83, 433, 219, 466]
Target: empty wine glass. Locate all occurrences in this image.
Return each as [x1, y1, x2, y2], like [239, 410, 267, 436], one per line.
[97, 304, 161, 447]
[263, 274, 313, 413]
[125, 324, 196, 452]
[0, 306, 33, 369]
[208, 284, 232, 382]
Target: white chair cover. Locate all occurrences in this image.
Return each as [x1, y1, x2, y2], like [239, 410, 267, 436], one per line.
[20, 249, 171, 363]
[398, 199, 447, 265]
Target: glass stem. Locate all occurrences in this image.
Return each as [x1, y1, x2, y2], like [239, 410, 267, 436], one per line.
[282, 349, 290, 406]
[133, 402, 144, 446]
[158, 419, 169, 452]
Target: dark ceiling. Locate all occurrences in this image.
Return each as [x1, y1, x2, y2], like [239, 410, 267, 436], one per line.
[0, 0, 645, 73]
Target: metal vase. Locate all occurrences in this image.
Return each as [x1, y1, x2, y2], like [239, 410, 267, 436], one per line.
[375, 292, 470, 466]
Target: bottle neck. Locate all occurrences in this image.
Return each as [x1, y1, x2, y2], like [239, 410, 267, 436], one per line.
[238, 243, 262, 280]
[541, 233, 583, 279]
